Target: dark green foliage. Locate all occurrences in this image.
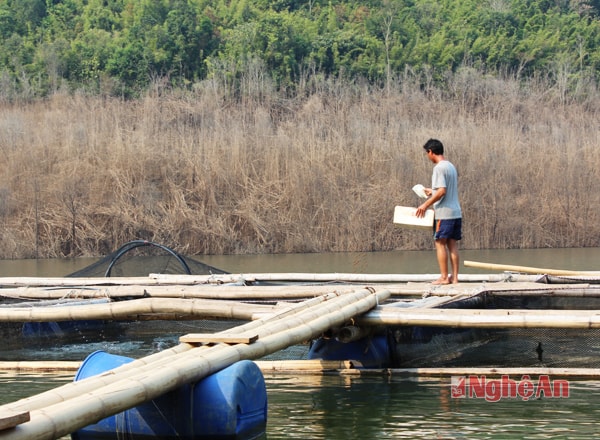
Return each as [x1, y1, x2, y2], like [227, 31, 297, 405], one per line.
[0, 0, 598, 98]
[581, 0, 600, 17]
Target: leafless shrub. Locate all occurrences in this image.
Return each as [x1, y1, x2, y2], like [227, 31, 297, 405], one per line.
[0, 69, 598, 258]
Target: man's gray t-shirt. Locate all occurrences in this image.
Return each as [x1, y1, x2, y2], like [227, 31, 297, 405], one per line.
[432, 160, 461, 219]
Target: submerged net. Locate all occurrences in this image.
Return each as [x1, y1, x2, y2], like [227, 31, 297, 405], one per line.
[67, 240, 228, 277]
[392, 293, 600, 368]
[0, 241, 234, 358]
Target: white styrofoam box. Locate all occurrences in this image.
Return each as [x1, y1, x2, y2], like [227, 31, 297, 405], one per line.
[393, 206, 434, 230]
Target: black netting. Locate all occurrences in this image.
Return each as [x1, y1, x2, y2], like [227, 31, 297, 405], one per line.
[394, 327, 600, 368]
[392, 293, 600, 368]
[67, 240, 228, 277]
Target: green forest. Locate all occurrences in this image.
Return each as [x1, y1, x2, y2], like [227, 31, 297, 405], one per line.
[1, 0, 600, 98]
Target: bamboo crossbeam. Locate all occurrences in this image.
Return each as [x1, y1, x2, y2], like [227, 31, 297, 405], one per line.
[1, 291, 347, 415]
[2, 282, 599, 324]
[464, 260, 600, 276]
[0, 289, 390, 440]
[0, 298, 276, 322]
[0, 284, 374, 300]
[0, 295, 345, 376]
[0, 272, 544, 290]
[339, 367, 600, 379]
[0, 277, 166, 287]
[0, 277, 571, 302]
[2, 360, 600, 380]
[0, 362, 81, 373]
[257, 361, 600, 379]
[359, 306, 600, 328]
[421, 281, 600, 298]
[150, 272, 544, 284]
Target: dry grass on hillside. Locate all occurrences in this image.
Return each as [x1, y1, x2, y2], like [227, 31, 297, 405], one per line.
[0, 71, 598, 258]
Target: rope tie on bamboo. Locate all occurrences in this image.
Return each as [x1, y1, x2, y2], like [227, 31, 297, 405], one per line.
[58, 288, 84, 300]
[365, 286, 378, 305]
[207, 274, 228, 285]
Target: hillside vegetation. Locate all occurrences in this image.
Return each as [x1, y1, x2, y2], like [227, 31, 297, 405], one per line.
[1, 73, 598, 258]
[1, 0, 599, 97]
[0, 0, 599, 258]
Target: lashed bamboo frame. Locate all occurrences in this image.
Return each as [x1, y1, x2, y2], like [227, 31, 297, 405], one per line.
[0, 289, 390, 439]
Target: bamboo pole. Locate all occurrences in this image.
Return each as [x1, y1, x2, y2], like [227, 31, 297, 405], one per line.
[257, 361, 600, 379]
[464, 260, 600, 276]
[0, 298, 276, 322]
[0, 277, 164, 287]
[150, 272, 543, 284]
[0, 284, 371, 300]
[0, 288, 390, 440]
[255, 360, 360, 372]
[338, 367, 600, 379]
[3, 360, 600, 380]
[0, 291, 346, 415]
[2, 282, 599, 324]
[0, 362, 80, 373]
[0, 272, 542, 290]
[0, 290, 389, 420]
[0, 297, 346, 374]
[358, 306, 600, 328]
[487, 288, 600, 297]
[0, 275, 544, 302]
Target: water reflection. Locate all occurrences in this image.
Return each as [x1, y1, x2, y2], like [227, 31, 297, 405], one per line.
[2, 366, 600, 438]
[265, 375, 600, 439]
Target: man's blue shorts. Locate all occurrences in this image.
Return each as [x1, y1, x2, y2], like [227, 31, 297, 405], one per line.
[434, 218, 462, 240]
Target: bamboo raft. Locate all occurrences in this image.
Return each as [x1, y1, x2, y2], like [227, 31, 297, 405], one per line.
[2, 260, 600, 438]
[0, 288, 390, 439]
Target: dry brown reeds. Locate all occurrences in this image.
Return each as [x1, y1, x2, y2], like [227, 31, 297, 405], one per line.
[0, 69, 598, 259]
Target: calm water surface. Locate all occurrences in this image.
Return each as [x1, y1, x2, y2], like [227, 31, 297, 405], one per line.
[2, 373, 600, 439]
[2, 248, 600, 439]
[2, 247, 600, 277]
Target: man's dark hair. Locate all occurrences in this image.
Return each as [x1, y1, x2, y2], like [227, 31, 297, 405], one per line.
[423, 138, 444, 155]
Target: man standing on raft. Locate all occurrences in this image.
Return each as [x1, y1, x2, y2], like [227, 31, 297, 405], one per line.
[415, 139, 462, 285]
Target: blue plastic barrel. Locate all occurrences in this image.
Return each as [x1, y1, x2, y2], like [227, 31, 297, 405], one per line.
[71, 351, 267, 440]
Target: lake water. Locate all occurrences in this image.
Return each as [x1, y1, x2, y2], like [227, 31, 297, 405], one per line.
[2, 248, 600, 439]
[2, 247, 600, 277]
[3, 372, 600, 439]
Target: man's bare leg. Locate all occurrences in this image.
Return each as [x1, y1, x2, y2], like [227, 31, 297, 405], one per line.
[432, 238, 450, 285]
[447, 238, 459, 284]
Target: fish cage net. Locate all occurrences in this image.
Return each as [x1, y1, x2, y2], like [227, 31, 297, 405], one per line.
[392, 293, 600, 369]
[0, 241, 315, 361]
[67, 240, 228, 278]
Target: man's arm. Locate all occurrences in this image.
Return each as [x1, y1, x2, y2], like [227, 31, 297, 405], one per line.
[415, 187, 446, 218]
